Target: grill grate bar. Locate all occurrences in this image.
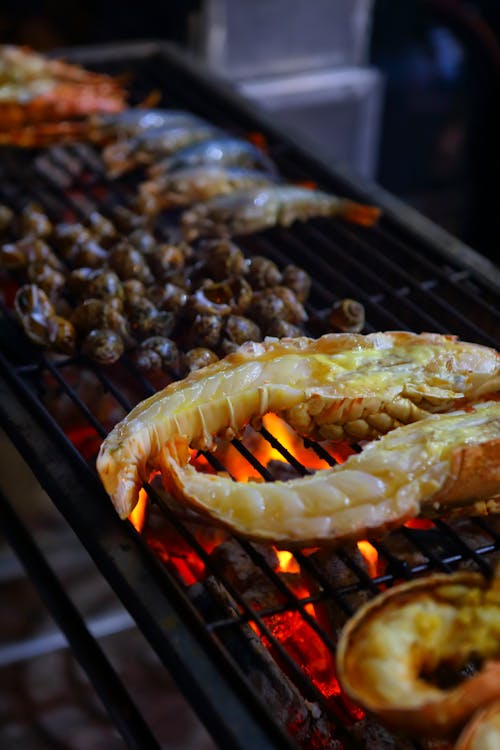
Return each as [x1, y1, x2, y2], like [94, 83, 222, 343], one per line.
[0, 487, 162, 750]
[40, 356, 109, 439]
[146, 484, 357, 733]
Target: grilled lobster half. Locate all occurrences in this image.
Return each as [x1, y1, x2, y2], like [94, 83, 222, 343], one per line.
[96, 331, 500, 545]
[336, 570, 500, 739]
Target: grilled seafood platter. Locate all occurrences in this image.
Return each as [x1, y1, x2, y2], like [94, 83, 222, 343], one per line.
[336, 570, 500, 739]
[96, 331, 500, 544]
[455, 700, 500, 750]
[0, 45, 127, 146]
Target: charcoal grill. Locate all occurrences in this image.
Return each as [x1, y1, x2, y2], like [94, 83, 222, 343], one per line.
[1, 40, 500, 750]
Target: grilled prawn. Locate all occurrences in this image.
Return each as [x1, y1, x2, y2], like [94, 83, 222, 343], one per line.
[0, 45, 127, 145]
[180, 185, 381, 239]
[137, 165, 279, 214]
[102, 123, 221, 177]
[148, 136, 278, 177]
[85, 108, 205, 144]
[96, 332, 500, 527]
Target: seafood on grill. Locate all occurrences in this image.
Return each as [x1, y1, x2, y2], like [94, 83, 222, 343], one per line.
[0, 45, 127, 146]
[102, 122, 221, 177]
[336, 570, 500, 739]
[85, 108, 206, 144]
[180, 186, 381, 240]
[455, 700, 500, 750]
[148, 135, 278, 177]
[14, 283, 76, 354]
[96, 331, 500, 527]
[137, 165, 279, 215]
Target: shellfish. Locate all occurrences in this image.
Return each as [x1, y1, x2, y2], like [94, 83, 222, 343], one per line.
[336, 570, 500, 738]
[96, 332, 500, 534]
[455, 700, 500, 750]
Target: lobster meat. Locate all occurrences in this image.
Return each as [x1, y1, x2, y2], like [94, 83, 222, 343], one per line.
[96, 332, 500, 544]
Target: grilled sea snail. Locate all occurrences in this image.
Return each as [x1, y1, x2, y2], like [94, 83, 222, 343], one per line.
[336, 571, 500, 739]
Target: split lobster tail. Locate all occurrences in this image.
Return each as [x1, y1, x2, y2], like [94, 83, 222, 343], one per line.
[96, 331, 500, 545]
[336, 570, 500, 739]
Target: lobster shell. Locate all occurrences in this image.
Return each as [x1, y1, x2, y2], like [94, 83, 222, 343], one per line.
[336, 571, 500, 739]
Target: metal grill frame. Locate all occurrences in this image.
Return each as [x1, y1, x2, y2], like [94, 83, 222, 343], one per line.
[0, 40, 500, 750]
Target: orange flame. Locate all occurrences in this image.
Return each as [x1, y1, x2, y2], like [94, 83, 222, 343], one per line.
[129, 487, 148, 533]
[276, 549, 300, 575]
[357, 540, 379, 578]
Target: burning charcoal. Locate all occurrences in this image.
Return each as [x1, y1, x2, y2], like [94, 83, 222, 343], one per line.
[189, 574, 343, 749]
[246, 255, 282, 289]
[266, 460, 299, 482]
[376, 527, 429, 570]
[310, 545, 372, 637]
[210, 539, 279, 592]
[349, 717, 416, 749]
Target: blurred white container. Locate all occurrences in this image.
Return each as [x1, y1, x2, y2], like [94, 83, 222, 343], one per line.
[239, 67, 384, 179]
[190, 0, 375, 78]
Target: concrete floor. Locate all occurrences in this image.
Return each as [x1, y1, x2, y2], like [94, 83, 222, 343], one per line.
[0, 431, 216, 750]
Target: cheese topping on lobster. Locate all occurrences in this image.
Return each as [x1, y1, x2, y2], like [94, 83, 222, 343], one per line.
[337, 570, 500, 738]
[96, 331, 500, 541]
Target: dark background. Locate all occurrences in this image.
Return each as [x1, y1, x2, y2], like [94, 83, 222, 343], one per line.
[1, 0, 499, 264]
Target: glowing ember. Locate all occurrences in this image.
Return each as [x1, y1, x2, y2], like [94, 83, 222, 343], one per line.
[276, 549, 300, 575]
[66, 425, 102, 461]
[357, 540, 379, 578]
[404, 518, 436, 530]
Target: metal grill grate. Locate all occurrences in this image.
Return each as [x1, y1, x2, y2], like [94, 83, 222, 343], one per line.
[0, 41, 500, 750]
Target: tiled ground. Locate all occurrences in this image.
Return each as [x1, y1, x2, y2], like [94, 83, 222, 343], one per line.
[0, 431, 216, 749]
